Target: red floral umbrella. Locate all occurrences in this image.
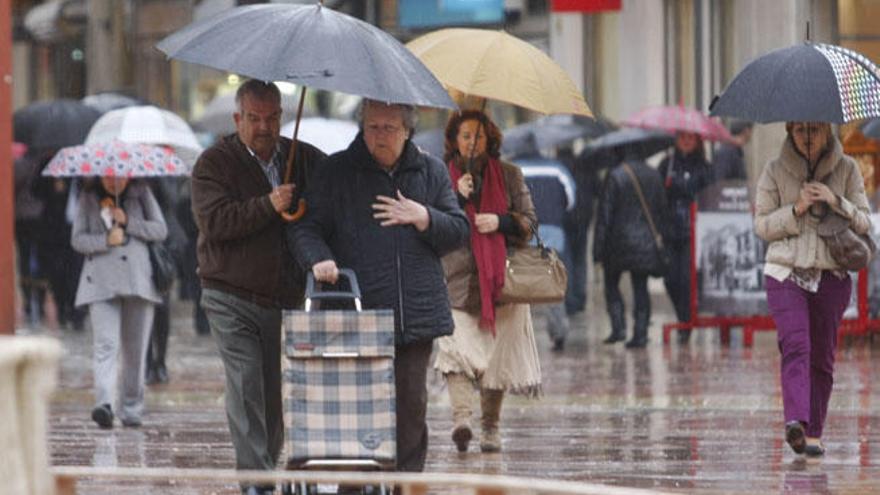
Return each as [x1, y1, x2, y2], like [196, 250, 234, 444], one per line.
[41, 140, 189, 178]
[623, 105, 735, 143]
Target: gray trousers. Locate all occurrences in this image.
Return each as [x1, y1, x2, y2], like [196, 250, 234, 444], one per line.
[90, 297, 154, 422]
[201, 288, 283, 475]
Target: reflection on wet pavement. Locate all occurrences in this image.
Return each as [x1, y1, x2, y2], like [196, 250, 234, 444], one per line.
[40, 293, 880, 494]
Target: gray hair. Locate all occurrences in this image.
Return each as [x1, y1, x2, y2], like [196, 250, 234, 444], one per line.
[357, 99, 417, 133]
[235, 80, 281, 112]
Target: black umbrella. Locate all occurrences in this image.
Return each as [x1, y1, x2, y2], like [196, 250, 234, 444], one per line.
[710, 42, 880, 124]
[13, 99, 101, 151]
[581, 127, 674, 162]
[502, 114, 615, 157]
[412, 128, 445, 161]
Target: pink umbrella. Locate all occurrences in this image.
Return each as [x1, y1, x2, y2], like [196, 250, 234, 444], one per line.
[12, 142, 26, 159]
[623, 105, 735, 143]
[41, 140, 189, 178]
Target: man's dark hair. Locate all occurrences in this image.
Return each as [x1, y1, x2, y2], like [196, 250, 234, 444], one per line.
[235, 80, 281, 111]
[728, 119, 754, 137]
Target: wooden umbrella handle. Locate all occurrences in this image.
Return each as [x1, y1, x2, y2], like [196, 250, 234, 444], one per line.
[281, 88, 308, 223]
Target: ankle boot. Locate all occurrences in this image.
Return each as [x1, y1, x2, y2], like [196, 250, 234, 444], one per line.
[446, 373, 475, 452]
[480, 388, 504, 452]
[626, 308, 649, 348]
[603, 300, 626, 344]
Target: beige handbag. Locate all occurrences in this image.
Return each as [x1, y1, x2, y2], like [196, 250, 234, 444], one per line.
[498, 229, 568, 304]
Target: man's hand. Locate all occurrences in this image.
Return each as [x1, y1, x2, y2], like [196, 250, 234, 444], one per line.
[312, 259, 339, 284]
[474, 213, 500, 234]
[457, 173, 474, 199]
[269, 184, 296, 213]
[107, 226, 126, 247]
[372, 190, 430, 232]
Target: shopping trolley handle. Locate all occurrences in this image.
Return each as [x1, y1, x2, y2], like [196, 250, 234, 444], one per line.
[304, 268, 362, 312]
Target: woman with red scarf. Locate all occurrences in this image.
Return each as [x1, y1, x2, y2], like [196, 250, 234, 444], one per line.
[434, 110, 541, 454]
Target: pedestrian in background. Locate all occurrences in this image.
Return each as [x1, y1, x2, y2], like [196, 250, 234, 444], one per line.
[290, 99, 469, 471]
[513, 151, 576, 351]
[562, 146, 602, 316]
[71, 176, 167, 429]
[755, 121, 870, 458]
[658, 132, 714, 343]
[434, 110, 542, 454]
[594, 152, 668, 348]
[714, 119, 753, 181]
[191, 80, 325, 495]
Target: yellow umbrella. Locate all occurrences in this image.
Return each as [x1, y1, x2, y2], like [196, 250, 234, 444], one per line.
[406, 28, 593, 117]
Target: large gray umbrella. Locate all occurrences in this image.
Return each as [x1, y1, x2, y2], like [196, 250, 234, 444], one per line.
[155, 3, 454, 110]
[710, 42, 880, 124]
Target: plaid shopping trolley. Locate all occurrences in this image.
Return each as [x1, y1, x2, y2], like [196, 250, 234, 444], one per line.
[282, 269, 396, 475]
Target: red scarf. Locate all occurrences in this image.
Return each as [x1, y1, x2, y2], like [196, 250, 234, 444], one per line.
[448, 156, 508, 333]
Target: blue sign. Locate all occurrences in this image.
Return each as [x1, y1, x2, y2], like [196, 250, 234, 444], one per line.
[399, 0, 505, 29]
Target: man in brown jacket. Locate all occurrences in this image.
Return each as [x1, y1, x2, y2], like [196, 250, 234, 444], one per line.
[191, 80, 325, 495]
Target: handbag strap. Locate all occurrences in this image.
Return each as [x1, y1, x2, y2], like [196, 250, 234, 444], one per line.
[621, 163, 664, 250]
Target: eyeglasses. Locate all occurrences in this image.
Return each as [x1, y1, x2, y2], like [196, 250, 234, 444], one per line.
[365, 123, 403, 135]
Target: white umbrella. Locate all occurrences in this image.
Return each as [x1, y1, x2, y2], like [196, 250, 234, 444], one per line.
[196, 91, 310, 136]
[280, 117, 359, 155]
[86, 105, 203, 166]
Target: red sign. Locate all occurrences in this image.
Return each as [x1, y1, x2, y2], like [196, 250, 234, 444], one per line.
[551, 0, 622, 12]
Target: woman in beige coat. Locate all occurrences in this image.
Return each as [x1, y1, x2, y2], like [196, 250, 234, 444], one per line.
[755, 122, 870, 458]
[434, 110, 541, 453]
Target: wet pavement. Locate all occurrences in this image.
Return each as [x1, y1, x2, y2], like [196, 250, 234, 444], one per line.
[27, 277, 880, 494]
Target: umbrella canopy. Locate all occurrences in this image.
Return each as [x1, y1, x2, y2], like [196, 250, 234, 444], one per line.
[280, 117, 358, 155]
[43, 141, 189, 178]
[581, 127, 674, 161]
[156, 4, 454, 109]
[86, 105, 203, 166]
[12, 142, 27, 160]
[862, 118, 880, 140]
[624, 105, 734, 143]
[502, 114, 615, 157]
[412, 128, 445, 161]
[82, 92, 148, 114]
[406, 28, 592, 117]
[194, 91, 310, 136]
[710, 42, 880, 124]
[13, 99, 101, 150]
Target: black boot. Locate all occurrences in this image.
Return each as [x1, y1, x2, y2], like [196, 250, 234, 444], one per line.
[625, 307, 649, 349]
[603, 300, 626, 344]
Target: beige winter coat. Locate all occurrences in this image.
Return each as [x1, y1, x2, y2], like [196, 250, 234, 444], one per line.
[754, 137, 871, 271]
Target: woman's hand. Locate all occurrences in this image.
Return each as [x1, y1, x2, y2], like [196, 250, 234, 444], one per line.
[794, 184, 815, 216]
[312, 259, 339, 284]
[107, 226, 126, 247]
[474, 213, 500, 234]
[111, 207, 127, 226]
[457, 173, 474, 199]
[372, 191, 430, 232]
[805, 182, 839, 208]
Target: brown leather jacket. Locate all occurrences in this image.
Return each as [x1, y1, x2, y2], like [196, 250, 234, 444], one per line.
[442, 158, 537, 313]
[191, 134, 325, 308]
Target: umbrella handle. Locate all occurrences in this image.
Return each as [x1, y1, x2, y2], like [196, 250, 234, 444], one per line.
[280, 198, 307, 222]
[281, 87, 309, 223]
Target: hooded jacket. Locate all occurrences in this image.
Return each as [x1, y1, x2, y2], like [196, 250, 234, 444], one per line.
[288, 134, 470, 345]
[755, 136, 871, 273]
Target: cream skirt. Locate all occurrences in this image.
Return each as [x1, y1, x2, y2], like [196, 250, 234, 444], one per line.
[433, 304, 542, 397]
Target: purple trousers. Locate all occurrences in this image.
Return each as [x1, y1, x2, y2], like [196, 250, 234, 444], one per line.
[765, 272, 851, 438]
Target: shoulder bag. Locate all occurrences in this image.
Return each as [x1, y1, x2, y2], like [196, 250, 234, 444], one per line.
[816, 210, 876, 271]
[498, 227, 568, 305]
[621, 163, 670, 277]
